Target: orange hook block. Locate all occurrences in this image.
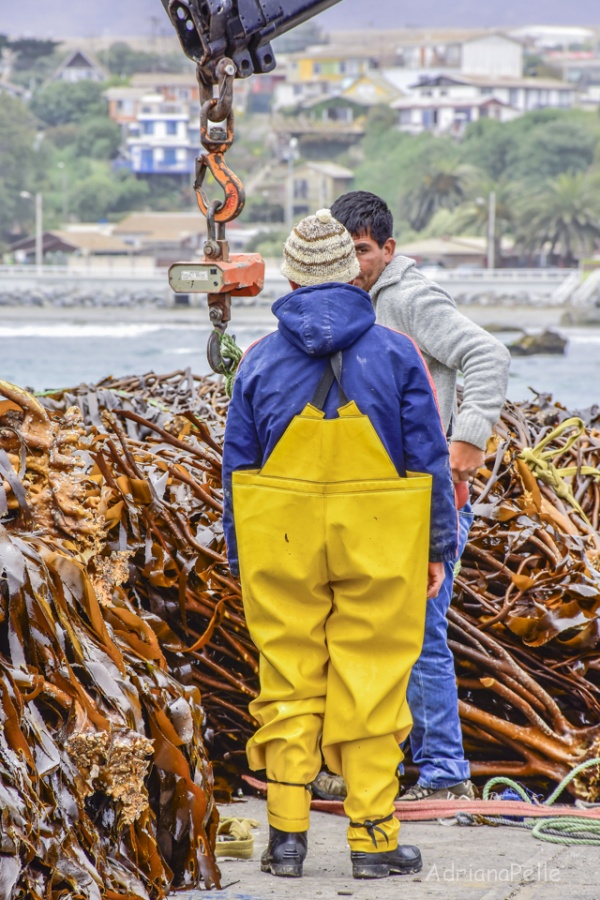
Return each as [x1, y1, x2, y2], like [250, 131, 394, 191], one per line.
[195, 152, 246, 224]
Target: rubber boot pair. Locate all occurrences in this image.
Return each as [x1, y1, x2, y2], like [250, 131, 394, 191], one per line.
[261, 826, 307, 877]
[351, 845, 422, 879]
[261, 826, 422, 880]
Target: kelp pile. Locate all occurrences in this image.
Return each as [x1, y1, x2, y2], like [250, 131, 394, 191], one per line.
[0, 374, 223, 899]
[3, 370, 600, 899]
[452, 394, 600, 799]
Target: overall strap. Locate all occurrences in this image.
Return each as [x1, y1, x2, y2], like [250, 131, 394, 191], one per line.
[310, 351, 349, 410]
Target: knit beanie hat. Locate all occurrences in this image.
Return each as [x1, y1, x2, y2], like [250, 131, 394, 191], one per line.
[281, 208, 360, 287]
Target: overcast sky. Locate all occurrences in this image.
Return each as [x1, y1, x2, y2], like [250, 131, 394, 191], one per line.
[0, 0, 597, 38]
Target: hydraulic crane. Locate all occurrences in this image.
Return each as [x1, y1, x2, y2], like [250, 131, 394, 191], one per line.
[161, 0, 342, 385]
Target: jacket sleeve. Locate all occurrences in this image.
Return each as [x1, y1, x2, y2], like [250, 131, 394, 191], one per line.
[221, 363, 263, 576]
[380, 265, 511, 450]
[399, 341, 458, 563]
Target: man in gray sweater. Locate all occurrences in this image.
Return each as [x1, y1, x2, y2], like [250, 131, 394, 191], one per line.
[312, 190, 510, 802]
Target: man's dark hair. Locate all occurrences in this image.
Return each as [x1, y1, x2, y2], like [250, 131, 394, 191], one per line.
[331, 191, 394, 248]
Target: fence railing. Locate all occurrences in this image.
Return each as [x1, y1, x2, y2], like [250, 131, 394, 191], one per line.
[0, 264, 579, 281]
[0, 264, 169, 280]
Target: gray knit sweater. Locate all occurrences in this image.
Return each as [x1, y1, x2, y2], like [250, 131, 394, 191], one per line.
[370, 255, 511, 450]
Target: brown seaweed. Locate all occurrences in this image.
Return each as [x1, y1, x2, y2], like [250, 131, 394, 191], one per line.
[3, 368, 600, 900]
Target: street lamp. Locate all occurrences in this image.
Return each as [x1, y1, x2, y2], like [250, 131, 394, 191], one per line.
[286, 136, 299, 230]
[20, 190, 43, 271]
[476, 191, 496, 270]
[57, 162, 68, 223]
[487, 191, 496, 270]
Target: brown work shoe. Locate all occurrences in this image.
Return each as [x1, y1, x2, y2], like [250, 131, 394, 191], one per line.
[397, 780, 477, 802]
[311, 771, 347, 800]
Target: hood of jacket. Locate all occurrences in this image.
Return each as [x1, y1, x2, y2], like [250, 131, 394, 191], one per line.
[272, 282, 376, 357]
[370, 254, 416, 305]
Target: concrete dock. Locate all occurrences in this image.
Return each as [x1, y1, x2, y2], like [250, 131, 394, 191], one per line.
[177, 795, 598, 900]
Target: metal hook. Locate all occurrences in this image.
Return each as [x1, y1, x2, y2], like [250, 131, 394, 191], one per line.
[195, 152, 245, 224]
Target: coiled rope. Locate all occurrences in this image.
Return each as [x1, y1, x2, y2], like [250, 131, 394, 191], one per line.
[478, 758, 600, 845]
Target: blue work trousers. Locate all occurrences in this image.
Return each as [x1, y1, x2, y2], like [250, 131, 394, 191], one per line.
[406, 502, 473, 788]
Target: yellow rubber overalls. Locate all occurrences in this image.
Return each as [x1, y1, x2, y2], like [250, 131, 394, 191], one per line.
[232, 353, 431, 852]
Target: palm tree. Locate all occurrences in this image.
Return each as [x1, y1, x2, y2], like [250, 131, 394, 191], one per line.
[515, 171, 600, 266]
[451, 178, 518, 266]
[402, 163, 480, 232]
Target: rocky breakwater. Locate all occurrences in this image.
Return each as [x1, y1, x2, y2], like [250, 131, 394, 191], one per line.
[0, 283, 174, 308]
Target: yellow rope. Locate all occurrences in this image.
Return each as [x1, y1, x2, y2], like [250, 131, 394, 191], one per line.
[517, 417, 600, 523]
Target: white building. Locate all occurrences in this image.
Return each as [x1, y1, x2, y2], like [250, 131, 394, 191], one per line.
[126, 94, 198, 176]
[461, 34, 523, 79]
[394, 95, 517, 136]
[509, 25, 595, 51]
[52, 49, 107, 83]
[394, 72, 577, 134]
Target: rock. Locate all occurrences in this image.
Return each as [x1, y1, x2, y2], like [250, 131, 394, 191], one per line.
[484, 323, 526, 335]
[508, 328, 568, 356]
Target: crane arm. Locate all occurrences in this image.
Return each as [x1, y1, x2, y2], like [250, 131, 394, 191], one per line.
[161, 0, 342, 81]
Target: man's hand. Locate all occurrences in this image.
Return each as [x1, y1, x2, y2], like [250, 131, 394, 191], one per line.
[427, 562, 445, 599]
[449, 440, 484, 483]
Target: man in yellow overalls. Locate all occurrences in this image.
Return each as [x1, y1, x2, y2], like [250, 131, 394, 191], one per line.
[222, 210, 458, 880]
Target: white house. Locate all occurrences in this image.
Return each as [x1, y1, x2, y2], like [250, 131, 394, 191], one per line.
[126, 94, 198, 176]
[509, 26, 595, 51]
[395, 72, 577, 134]
[393, 94, 517, 136]
[52, 49, 107, 83]
[461, 33, 524, 78]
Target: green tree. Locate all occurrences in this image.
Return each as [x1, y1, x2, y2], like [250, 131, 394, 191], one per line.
[9, 37, 59, 70]
[74, 117, 122, 160]
[402, 162, 480, 232]
[354, 130, 459, 236]
[462, 110, 600, 185]
[450, 178, 518, 264]
[515, 171, 600, 265]
[99, 42, 187, 76]
[461, 119, 519, 182]
[0, 95, 41, 245]
[30, 81, 106, 127]
[507, 115, 599, 183]
[70, 169, 150, 221]
[4, 37, 62, 87]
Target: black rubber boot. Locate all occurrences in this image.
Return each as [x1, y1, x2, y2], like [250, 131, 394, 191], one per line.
[351, 844, 423, 879]
[261, 826, 308, 877]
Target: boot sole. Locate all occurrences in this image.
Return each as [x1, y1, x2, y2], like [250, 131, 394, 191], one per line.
[353, 863, 423, 879]
[261, 861, 303, 877]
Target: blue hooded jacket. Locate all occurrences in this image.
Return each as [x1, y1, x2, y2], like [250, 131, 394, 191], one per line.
[222, 282, 457, 573]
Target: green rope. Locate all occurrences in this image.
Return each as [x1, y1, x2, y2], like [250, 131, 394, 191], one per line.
[479, 758, 600, 845]
[216, 332, 244, 398]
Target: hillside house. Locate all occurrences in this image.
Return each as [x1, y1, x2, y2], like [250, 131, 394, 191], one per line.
[51, 49, 107, 83]
[298, 73, 404, 123]
[291, 162, 354, 216]
[287, 45, 378, 85]
[112, 212, 207, 266]
[395, 72, 576, 134]
[271, 113, 364, 160]
[129, 72, 199, 106]
[394, 95, 517, 136]
[125, 95, 198, 176]
[461, 33, 524, 78]
[9, 228, 140, 267]
[104, 86, 147, 125]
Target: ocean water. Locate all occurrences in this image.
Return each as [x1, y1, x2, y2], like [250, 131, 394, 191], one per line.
[1, 311, 597, 413]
